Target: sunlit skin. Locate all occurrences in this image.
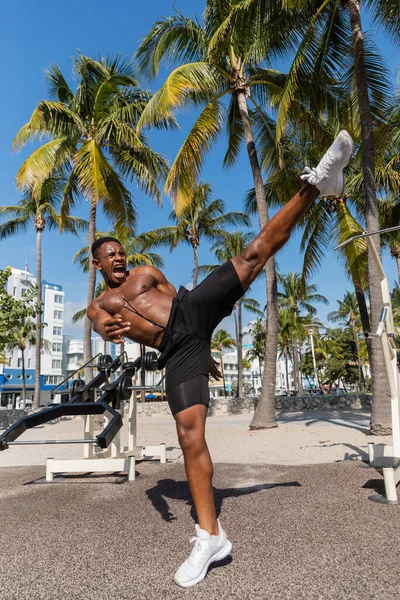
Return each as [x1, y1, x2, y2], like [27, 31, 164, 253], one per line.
[88, 242, 177, 349]
[88, 183, 319, 536]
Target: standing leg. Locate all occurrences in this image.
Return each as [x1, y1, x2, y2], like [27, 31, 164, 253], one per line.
[174, 404, 218, 534]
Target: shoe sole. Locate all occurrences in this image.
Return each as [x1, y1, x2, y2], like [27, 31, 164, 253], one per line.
[174, 540, 233, 588]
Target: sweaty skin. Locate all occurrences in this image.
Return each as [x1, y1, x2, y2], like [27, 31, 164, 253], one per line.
[87, 242, 177, 349]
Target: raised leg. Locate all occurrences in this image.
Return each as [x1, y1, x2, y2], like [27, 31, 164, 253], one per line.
[174, 404, 218, 535]
[232, 183, 318, 290]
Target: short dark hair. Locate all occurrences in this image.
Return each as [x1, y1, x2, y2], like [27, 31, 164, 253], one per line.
[91, 237, 121, 259]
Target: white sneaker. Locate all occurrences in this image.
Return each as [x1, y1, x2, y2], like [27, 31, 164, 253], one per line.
[173, 520, 232, 588]
[300, 130, 353, 197]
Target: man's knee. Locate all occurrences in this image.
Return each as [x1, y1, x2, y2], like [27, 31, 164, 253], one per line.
[176, 422, 205, 454]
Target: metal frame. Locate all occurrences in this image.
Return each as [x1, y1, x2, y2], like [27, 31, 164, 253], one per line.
[0, 351, 167, 482]
[336, 227, 400, 504]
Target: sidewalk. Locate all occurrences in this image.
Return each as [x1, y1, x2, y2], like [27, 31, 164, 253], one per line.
[1, 409, 398, 600]
[0, 409, 388, 468]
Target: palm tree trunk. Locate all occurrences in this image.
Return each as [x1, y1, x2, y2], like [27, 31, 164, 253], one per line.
[237, 300, 244, 397]
[237, 89, 278, 429]
[396, 255, 400, 282]
[34, 227, 42, 408]
[21, 346, 27, 409]
[348, 0, 391, 434]
[284, 347, 290, 396]
[351, 318, 364, 392]
[83, 199, 96, 383]
[192, 244, 199, 288]
[292, 341, 299, 394]
[220, 349, 226, 397]
[233, 307, 240, 396]
[297, 341, 304, 394]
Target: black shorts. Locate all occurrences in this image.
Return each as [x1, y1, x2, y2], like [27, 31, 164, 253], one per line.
[157, 260, 245, 415]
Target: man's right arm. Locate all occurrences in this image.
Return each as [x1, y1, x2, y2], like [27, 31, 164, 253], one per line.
[87, 300, 130, 344]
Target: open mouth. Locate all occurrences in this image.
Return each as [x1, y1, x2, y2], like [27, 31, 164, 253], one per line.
[113, 264, 126, 279]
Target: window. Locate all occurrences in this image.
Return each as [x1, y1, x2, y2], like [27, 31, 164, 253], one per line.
[28, 358, 31, 368]
[27, 374, 32, 380]
[52, 343, 62, 352]
[21, 288, 28, 296]
[17, 358, 23, 368]
[54, 310, 63, 320]
[6, 374, 12, 380]
[54, 294, 64, 304]
[44, 375, 63, 385]
[53, 326, 62, 336]
[52, 360, 62, 369]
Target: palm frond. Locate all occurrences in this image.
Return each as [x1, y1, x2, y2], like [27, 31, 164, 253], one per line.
[164, 99, 225, 212]
[136, 13, 207, 79]
[137, 62, 223, 132]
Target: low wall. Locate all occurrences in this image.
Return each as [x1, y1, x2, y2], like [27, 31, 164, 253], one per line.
[0, 394, 373, 429]
[136, 393, 372, 417]
[0, 409, 29, 430]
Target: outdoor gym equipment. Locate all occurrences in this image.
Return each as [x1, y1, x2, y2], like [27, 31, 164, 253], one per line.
[336, 226, 400, 504]
[0, 349, 167, 481]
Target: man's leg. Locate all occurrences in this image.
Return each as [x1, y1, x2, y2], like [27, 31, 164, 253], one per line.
[172, 401, 232, 588]
[232, 182, 318, 289]
[232, 130, 353, 289]
[174, 404, 218, 534]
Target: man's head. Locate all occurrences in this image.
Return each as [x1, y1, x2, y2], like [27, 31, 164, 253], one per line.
[92, 237, 127, 287]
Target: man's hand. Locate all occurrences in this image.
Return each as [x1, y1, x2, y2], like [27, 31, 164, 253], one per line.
[209, 356, 222, 380]
[103, 314, 130, 344]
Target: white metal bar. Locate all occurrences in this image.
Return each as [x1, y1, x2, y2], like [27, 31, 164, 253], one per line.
[83, 414, 94, 459]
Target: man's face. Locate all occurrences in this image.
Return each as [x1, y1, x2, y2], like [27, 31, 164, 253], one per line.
[93, 242, 127, 286]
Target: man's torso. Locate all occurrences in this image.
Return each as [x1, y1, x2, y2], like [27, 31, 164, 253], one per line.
[97, 268, 175, 349]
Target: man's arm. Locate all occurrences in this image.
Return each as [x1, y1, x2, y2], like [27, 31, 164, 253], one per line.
[87, 300, 130, 344]
[141, 266, 177, 297]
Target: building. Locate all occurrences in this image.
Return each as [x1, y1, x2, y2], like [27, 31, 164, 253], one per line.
[0, 267, 65, 408]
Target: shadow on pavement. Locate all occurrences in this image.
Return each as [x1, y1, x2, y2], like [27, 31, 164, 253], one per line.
[278, 409, 370, 434]
[146, 478, 301, 523]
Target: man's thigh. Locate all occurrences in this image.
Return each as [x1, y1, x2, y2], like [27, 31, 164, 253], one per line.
[183, 261, 244, 337]
[168, 375, 210, 417]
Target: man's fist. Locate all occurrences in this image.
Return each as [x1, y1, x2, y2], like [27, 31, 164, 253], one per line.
[103, 314, 130, 344]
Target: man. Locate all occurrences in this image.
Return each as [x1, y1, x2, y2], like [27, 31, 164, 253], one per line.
[88, 130, 353, 588]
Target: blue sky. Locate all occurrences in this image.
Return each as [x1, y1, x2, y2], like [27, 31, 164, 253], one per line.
[0, 1, 399, 336]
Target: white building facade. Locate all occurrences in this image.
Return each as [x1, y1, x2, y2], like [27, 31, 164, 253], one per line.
[0, 267, 65, 407]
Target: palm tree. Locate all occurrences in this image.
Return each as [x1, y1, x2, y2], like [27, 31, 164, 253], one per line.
[199, 230, 263, 396]
[328, 291, 366, 391]
[391, 282, 400, 334]
[136, 3, 319, 429]
[147, 183, 250, 287]
[278, 272, 328, 394]
[379, 195, 400, 281]
[270, 0, 399, 433]
[0, 174, 86, 407]
[211, 329, 236, 396]
[13, 54, 169, 381]
[246, 318, 267, 383]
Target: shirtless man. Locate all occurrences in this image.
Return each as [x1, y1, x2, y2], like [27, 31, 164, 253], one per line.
[88, 131, 353, 588]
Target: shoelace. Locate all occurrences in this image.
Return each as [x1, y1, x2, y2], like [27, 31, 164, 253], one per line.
[189, 536, 203, 552]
